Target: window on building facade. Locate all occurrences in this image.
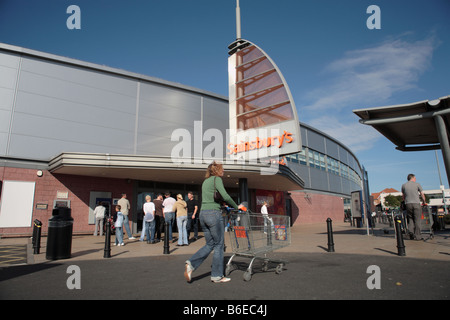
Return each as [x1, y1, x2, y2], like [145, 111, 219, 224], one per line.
[285, 146, 362, 186]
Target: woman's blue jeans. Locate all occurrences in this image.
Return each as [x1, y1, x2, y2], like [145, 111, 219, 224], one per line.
[186, 209, 225, 281]
[145, 220, 156, 242]
[164, 212, 175, 240]
[177, 215, 188, 245]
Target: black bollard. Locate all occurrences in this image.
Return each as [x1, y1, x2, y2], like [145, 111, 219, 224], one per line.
[163, 221, 170, 254]
[32, 219, 42, 254]
[104, 218, 111, 258]
[394, 217, 406, 256]
[326, 218, 335, 252]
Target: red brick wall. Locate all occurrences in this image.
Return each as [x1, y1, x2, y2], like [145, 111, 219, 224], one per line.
[0, 167, 132, 236]
[289, 191, 344, 225]
[1, 166, 348, 235]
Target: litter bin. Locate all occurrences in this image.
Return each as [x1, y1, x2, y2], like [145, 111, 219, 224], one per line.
[46, 207, 73, 260]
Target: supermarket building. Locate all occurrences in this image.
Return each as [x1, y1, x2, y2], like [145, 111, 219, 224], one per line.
[0, 43, 367, 236]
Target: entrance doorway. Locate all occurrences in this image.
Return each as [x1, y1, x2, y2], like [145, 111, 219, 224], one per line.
[134, 181, 201, 233]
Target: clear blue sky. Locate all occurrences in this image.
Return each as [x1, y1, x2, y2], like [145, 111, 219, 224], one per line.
[1, 0, 449, 194]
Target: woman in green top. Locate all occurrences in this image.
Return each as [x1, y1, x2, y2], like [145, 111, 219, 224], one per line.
[184, 161, 244, 283]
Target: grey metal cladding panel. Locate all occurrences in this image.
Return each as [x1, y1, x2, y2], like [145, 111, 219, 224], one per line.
[349, 155, 361, 173]
[296, 164, 311, 189]
[349, 181, 361, 193]
[325, 139, 339, 159]
[341, 178, 351, 195]
[15, 91, 136, 132]
[136, 134, 180, 157]
[0, 109, 11, 133]
[309, 168, 329, 191]
[139, 82, 201, 118]
[136, 116, 195, 155]
[202, 97, 229, 131]
[138, 100, 200, 130]
[18, 68, 137, 115]
[203, 116, 228, 135]
[288, 162, 310, 189]
[0, 132, 7, 155]
[20, 57, 137, 97]
[0, 51, 21, 69]
[347, 156, 356, 172]
[338, 147, 349, 164]
[306, 130, 325, 153]
[137, 116, 189, 138]
[8, 134, 132, 160]
[202, 97, 228, 118]
[328, 174, 343, 194]
[10, 112, 134, 156]
[0, 65, 18, 91]
[300, 126, 308, 147]
[0, 87, 14, 111]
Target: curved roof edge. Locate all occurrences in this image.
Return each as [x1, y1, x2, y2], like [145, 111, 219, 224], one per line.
[47, 152, 304, 191]
[299, 121, 364, 172]
[0, 42, 228, 102]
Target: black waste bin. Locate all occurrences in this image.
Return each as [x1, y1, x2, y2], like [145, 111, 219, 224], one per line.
[46, 207, 73, 260]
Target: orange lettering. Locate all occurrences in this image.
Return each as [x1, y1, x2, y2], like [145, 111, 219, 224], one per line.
[228, 131, 294, 155]
[227, 143, 235, 155]
[284, 131, 293, 144]
[234, 226, 247, 238]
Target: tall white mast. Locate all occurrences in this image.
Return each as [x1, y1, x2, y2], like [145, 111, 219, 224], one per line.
[236, 0, 242, 39]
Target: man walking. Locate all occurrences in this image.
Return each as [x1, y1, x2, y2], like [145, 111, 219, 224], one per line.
[401, 174, 427, 240]
[118, 193, 136, 240]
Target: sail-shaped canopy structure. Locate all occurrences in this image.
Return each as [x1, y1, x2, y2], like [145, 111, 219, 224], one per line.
[227, 39, 302, 161]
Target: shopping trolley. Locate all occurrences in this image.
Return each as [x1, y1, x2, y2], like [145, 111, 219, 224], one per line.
[225, 210, 291, 281]
[403, 204, 434, 240]
[419, 205, 434, 240]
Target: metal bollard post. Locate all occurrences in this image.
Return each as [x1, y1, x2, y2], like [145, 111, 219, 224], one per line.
[104, 218, 111, 258]
[32, 219, 42, 254]
[163, 221, 170, 254]
[394, 217, 406, 256]
[326, 218, 335, 252]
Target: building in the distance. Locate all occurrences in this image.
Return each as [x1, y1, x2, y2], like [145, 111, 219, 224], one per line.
[0, 42, 368, 236]
[372, 188, 450, 214]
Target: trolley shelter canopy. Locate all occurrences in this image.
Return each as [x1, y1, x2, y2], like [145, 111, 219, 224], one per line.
[48, 152, 304, 191]
[353, 96, 450, 152]
[353, 95, 450, 183]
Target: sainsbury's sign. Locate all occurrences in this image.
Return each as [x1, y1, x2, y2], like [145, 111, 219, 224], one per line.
[227, 131, 293, 155]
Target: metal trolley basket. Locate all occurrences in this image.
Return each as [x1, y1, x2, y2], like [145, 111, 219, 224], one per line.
[225, 210, 291, 281]
[402, 205, 434, 240]
[419, 205, 434, 240]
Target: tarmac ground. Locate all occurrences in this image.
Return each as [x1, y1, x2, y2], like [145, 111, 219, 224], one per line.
[0, 220, 449, 302]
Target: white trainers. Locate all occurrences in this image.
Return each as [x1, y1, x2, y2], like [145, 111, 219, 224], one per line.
[184, 263, 193, 283]
[211, 277, 231, 283]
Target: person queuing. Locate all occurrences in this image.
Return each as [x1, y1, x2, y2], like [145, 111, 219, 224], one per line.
[186, 191, 199, 242]
[153, 194, 164, 242]
[142, 195, 156, 243]
[163, 192, 176, 242]
[114, 205, 125, 246]
[174, 194, 188, 246]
